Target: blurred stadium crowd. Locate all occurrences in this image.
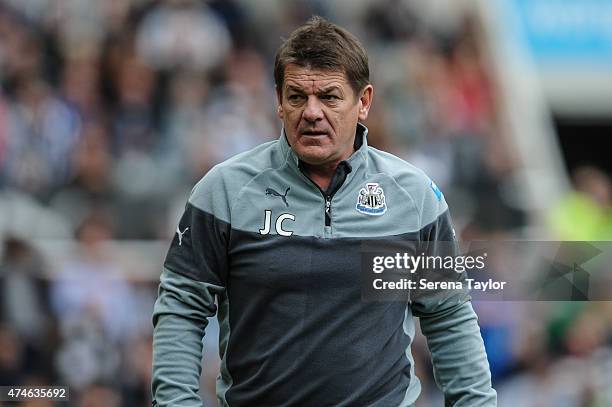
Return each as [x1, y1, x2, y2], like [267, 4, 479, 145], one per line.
[0, 0, 611, 406]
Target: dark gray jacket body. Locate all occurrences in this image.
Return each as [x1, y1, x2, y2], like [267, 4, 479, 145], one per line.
[152, 124, 496, 406]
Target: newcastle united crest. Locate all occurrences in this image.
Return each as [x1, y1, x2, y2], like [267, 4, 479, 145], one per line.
[356, 183, 387, 215]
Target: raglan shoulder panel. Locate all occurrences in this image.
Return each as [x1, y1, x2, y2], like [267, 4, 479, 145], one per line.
[367, 147, 449, 230]
[188, 140, 285, 223]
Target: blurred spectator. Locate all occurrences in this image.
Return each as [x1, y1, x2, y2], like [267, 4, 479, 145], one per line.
[50, 210, 139, 342]
[108, 39, 158, 155]
[363, 0, 419, 43]
[0, 238, 57, 394]
[61, 48, 104, 121]
[49, 211, 138, 389]
[0, 238, 51, 345]
[135, 0, 231, 72]
[0, 9, 82, 200]
[2, 77, 81, 200]
[49, 120, 117, 232]
[158, 69, 212, 180]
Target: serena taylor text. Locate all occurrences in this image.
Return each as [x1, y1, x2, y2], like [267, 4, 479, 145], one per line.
[373, 278, 507, 292]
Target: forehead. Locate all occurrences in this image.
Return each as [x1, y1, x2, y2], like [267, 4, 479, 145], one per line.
[283, 64, 350, 90]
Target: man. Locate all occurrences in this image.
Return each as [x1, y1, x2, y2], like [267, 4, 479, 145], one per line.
[152, 16, 496, 406]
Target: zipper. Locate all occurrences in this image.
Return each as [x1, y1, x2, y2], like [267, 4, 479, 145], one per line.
[324, 197, 332, 226]
[299, 161, 351, 228]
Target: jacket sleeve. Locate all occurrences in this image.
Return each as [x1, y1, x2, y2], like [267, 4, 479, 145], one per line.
[411, 185, 497, 406]
[152, 175, 230, 406]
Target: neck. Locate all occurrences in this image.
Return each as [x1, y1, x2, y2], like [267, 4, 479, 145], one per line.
[301, 160, 340, 191]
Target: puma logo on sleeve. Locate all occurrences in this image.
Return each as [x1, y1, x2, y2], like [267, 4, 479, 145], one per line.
[176, 226, 189, 246]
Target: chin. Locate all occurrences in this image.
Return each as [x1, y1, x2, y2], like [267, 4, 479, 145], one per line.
[296, 149, 330, 165]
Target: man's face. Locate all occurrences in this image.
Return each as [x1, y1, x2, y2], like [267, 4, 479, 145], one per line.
[277, 64, 373, 166]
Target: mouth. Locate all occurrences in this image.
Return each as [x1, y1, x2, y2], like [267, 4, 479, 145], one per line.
[300, 130, 328, 137]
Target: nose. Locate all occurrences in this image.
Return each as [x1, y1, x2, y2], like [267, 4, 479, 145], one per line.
[302, 96, 324, 123]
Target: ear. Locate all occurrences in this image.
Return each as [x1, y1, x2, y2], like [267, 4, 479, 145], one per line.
[275, 86, 284, 119]
[357, 84, 374, 121]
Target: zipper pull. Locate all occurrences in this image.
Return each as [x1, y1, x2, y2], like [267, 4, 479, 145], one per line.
[324, 196, 332, 227]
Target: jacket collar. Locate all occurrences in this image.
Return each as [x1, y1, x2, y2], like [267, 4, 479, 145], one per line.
[278, 122, 369, 174]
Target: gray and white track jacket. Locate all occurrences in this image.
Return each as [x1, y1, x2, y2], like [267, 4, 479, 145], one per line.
[152, 123, 496, 406]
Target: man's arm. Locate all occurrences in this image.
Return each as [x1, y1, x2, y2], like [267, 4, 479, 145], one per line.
[152, 173, 230, 406]
[152, 269, 223, 406]
[412, 202, 496, 406]
[415, 298, 496, 406]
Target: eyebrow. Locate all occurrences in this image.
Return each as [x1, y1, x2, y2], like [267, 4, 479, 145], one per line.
[285, 85, 342, 94]
[317, 86, 342, 94]
[286, 85, 306, 94]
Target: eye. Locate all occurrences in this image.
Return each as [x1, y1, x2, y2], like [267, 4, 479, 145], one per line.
[287, 94, 305, 102]
[321, 94, 339, 101]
